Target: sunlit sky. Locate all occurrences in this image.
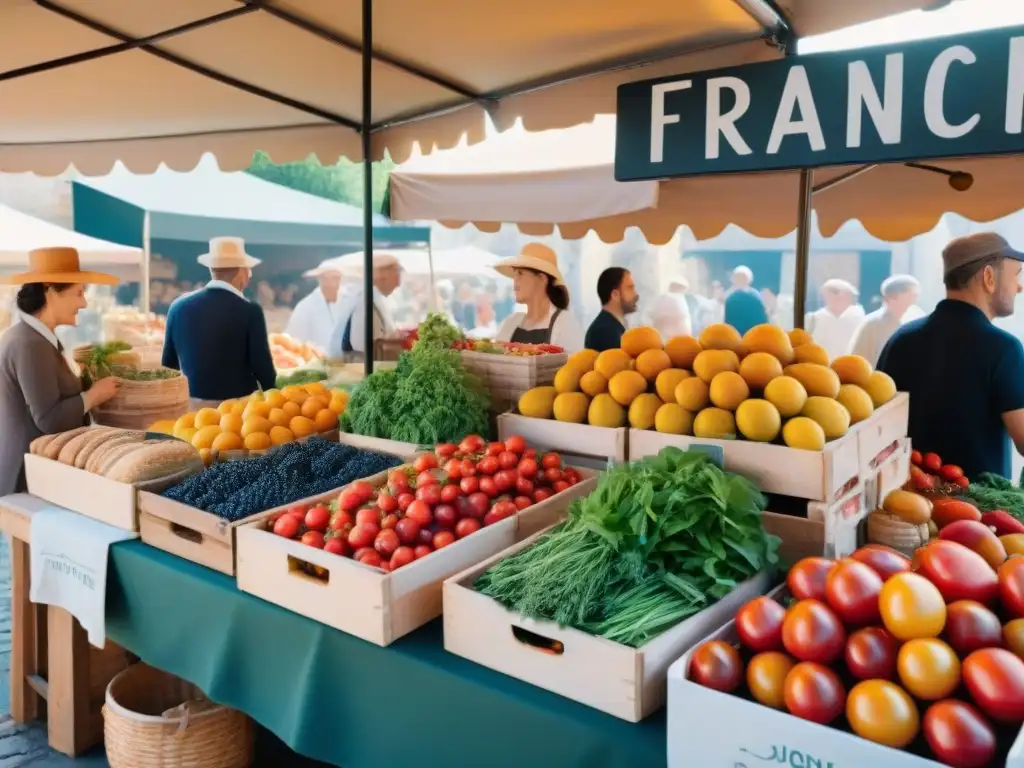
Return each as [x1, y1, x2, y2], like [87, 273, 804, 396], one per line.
[800, 0, 1024, 54]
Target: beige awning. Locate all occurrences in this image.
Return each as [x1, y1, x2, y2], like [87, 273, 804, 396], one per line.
[391, 115, 1024, 243]
[0, 0, 934, 174]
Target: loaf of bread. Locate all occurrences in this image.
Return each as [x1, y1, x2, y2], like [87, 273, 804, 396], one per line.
[103, 440, 204, 484]
[73, 429, 133, 469]
[56, 427, 116, 466]
[42, 426, 92, 460]
[29, 434, 58, 456]
[84, 433, 145, 474]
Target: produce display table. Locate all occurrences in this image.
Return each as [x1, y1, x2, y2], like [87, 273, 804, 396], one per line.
[3, 498, 668, 767]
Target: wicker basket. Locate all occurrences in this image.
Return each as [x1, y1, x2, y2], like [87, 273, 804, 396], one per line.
[867, 510, 931, 556]
[459, 350, 567, 413]
[93, 373, 190, 431]
[103, 663, 253, 768]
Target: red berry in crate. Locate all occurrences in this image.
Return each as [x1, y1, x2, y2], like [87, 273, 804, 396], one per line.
[440, 484, 461, 504]
[396, 493, 414, 512]
[391, 546, 415, 570]
[455, 518, 481, 539]
[479, 477, 498, 498]
[435, 443, 458, 459]
[380, 513, 399, 530]
[414, 544, 433, 559]
[417, 528, 435, 546]
[515, 476, 534, 496]
[487, 442, 506, 457]
[405, 500, 433, 527]
[493, 470, 515, 493]
[329, 509, 353, 532]
[553, 481, 570, 494]
[355, 507, 381, 527]
[910, 450, 922, 466]
[940, 465, 965, 482]
[484, 501, 517, 527]
[388, 470, 410, 491]
[395, 517, 421, 546]
[544, 467, 563, 484]
[417, 470, 439, 487]
[357, 550, 382, 568]
[459, 435, 485, 454]
[286, 503, 308, 518]
[377, 492, 398, 514]
[414, 453, 438, 473]
[498, 451, 519, 470]
[533, 488, 553, 503]
[518, 458, 538, 478]
[460, 458, 477, 478]
[379, 560, 393, 573]
[350, 480, 375, 502]
[923, 453, 943, 473]
[352, 547, 374, 561]
[504, 435, 526, 455]
[272, 514, 300, 539]
[300, 530, 325, 549]
[337, 488, 362, 512]
[348, 524, 377, 550]
[434, 504, 458, 529]
[433, 530, 456, 549]
[478, 456, 499, 475]
[460, 476, 480, 495]
[323, 537, 348, 556]
[541, 452, 562, 470]
[416, 484, 442, 506]
[375, 528, 400, 558]
[514, 496, 532, 511]
[443, 458, 463, 481]
[465, 492, 490, 519]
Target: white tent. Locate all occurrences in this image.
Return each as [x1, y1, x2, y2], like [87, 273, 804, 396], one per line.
[0, 203, 141, 267]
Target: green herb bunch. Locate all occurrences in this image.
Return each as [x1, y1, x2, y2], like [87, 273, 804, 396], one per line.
[414, 312, 463, 350]
[79, 341, 180, 385]
[475, 447, 780, 647]
[965, 472, 1024, 521]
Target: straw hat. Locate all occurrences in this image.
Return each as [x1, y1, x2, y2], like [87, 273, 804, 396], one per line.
[4, 247, 118, 286]
[197, 237, 260, 269]
[494, 243, 564, 285]
[302, 259, 343, 279]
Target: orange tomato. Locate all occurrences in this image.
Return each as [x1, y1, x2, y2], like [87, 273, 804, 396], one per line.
[847, 680, 919, 748]
[897, 638, 961, 701]
[879, 572, 946, 641]
[746, 651, 794, 709]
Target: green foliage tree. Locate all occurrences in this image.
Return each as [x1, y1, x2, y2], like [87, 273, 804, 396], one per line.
[246, 151, 394, 213]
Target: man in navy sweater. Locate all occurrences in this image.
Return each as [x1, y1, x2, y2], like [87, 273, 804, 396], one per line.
[162, 237, 276, 406]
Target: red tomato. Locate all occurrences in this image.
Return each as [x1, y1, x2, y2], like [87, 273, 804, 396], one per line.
[413, 544, 433, 559]
[911, 449, 923, 466]
[522, 448, 537, 459]
[323, 536, 347, 556]
[416, 483, 442, 506]
[504, 435, 526, 455]
[388, 469, 410, 491]
[460, 458, 477, 477]
[390, 546, 415, 570]
[825, 558, 883, 626]
[735, 596, 786, 652]
[487, 441, 506, 456]
[380, 513, 398, 530]
[783, 662, 845, 724]
[1003, 618, 1024, 659]
[272, 514, 300, 539]
[347, 524, 376, 550]
[541, 452, 562, 469]
[440, 484, 461, 504]
[434, 442, 458, 459]
[939, 520, 1008, 570]
[465, 492, 490, 519]
[350, 480, 375, 502]
[999, 557, 1024, 617]
[846, 680, 919, 748]
[479, 477, 498, 498]
[957, 476, 971, 489]
[787, 557, 835, 601]
[443, 458, 463, 481]
[923, 700, 996, 768]
[544, 467, 563, 484]
[498, 451, 519, 470]
[355, 507, 380, 526]
[414, 453, 438, 473]
[518, 458, 539, 479]
[417, 528, 434, 546]
[879, 572, 947, 641]
[352, 547, 374, 561]
[459, 435, 485, 454]
[845, 627, 899, 680]
[533, 488, 553, 503]
[356, 549, 382, 568]
[849, 544, 911, 581]
[337, 488, 363, 512]
[746, 651, 795, 710]
[329, 509, 353, 532]
[417, 470, 439, 487]
[477, 456, 499, 475]
[433, 530, 456, 549]
[405, 500, 433, 527]
[553, 480, 570, 493]
[434, 504, 458, 529]
[493, 470, 515, 492]
[483, 502, 517, 526]
[394, 517, 420, 546]
[460, 476, 480, 495]
[513, 495, 532, 510]
[562, 468, 581, 485]
[897, 638, 961, 701]
[962, 648, 1024, 723]
[924, 452, 943, 473]
[374, 528, 400, 558]
[455, 517, 481, 539]
[300, 530, 325, 549]
[688, 641, 742, 693]
[918, 540, 999, 605]
[376, 492, 398, 513]
[944, 600, 1003, 656]
[516, 476, 535, 496]
[782, 599, 846, 665]
[940, 464, 965, 483]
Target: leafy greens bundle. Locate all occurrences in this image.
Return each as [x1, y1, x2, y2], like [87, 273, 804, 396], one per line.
[475, 447, 780, 647]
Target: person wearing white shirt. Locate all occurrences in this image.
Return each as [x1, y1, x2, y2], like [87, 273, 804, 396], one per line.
[493, 243, 584, 353]
[848, 275, 922, 366]
[648, 277, 692, 339]
[285, 261, 344, 352]
[805, 279, 866, 361]
[329, 252, 402, 359]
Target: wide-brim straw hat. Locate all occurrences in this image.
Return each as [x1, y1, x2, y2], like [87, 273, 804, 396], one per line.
[4, 247, 119, 286]
[197, 237, 261, 269]
[494, 243, 564, 286]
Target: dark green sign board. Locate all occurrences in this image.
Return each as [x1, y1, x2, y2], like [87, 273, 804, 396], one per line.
[615, 26, 1024, 181]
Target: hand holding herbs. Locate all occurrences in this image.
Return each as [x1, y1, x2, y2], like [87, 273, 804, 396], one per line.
[475, 447, 780, 647]
[76, 341, 181, 386]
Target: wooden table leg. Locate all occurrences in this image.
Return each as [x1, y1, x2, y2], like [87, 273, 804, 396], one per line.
[9, 536, 41, 723]
[46, 606, 91, 756]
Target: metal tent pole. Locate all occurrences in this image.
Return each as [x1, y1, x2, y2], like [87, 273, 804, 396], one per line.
[141, 211, 152, 316]
[793, 168, 813, 330]
[361, 0, 374, 378]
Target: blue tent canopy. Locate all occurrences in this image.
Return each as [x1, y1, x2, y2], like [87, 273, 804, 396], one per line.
[72, 157, 430, 248]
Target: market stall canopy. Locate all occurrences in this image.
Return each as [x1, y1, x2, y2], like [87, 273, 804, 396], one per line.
[0, 203, 141, 266]
[0, 0, 937, 174]
[72, 155, 430, 247]
[682, 216, 900, 251]
[329, 245, 501, 277]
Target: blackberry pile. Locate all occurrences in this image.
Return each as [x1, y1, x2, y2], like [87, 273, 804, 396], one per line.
[162, 438, 402, 522]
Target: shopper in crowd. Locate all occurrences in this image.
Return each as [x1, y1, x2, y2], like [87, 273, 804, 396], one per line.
[723, 266, 768, 335]
[647, 277, 691, 340]
[330, 251, 403, 360]
[585, 267, 639, 352]
[452, 280, 478, 331]
[848, 275, 921, 366]
[806, 278, 865, 361]
[285, 260, 344, 353]
[493, 243, 584, 352]
[162, 237, 276, 408]
[0, 248, 121, 495]
[879, 233, 1024, 479]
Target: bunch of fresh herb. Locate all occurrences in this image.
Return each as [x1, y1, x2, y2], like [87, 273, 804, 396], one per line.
[965, 472, 1024, 521]
[414, 312, 463, 350]
[475, 447, 779, 647]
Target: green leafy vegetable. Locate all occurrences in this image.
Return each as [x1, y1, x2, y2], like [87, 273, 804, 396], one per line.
[78, 341, 180, 385]
[414, 312, 463, 350]
[965, 472, 1024, 521]
[475, 447, 779, 647]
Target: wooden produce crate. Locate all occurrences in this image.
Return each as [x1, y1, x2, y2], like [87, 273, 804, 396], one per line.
[460, 351, 567, 414]
[336, 432, 421, 461]
[628, 392, 908, 503]
[23, 454, 196, 532]
[234, 475, 589, 646]
[443, 526, 771, 722]
[497, 412, 627, 470]
[761, 511, 826, 565]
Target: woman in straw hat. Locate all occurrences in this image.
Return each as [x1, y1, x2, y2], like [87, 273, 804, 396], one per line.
[0, 247, 122, 495]
[493, 243, 584, 352]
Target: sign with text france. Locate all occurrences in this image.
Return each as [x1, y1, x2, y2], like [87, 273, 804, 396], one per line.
[614, 26, 1024, 181]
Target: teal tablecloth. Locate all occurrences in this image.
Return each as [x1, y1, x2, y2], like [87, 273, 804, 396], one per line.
[105, 541, 667, 768]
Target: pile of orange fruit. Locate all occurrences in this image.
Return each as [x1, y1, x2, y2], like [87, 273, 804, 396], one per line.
[150, 383, 349, 461]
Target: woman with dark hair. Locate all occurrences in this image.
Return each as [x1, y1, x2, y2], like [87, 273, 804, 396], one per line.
[493, 243, 584, 352]
[0, 248, 122, 495]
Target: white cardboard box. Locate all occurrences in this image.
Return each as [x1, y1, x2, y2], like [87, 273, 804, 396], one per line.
[443, 526, 771, 722]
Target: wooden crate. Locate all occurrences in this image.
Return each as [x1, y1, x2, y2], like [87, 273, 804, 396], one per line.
[444, 530, 770, 722]
[628, 392, 908, 503]
[234, 474, 592, 646]
[23, 454, 194, 532]
[336, 432, 421, 461]
[762, 511, 826, 564]
[460, 351, 567, 413]
[496, 412, 627, 469]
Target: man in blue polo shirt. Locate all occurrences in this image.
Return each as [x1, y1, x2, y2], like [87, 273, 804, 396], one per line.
[877, 233, 1024, 480]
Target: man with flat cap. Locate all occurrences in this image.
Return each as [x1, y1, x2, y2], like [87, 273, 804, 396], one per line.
[878, 233, 1024, 479]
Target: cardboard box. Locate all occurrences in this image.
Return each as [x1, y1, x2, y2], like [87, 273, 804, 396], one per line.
[443, 525, 771, 722]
